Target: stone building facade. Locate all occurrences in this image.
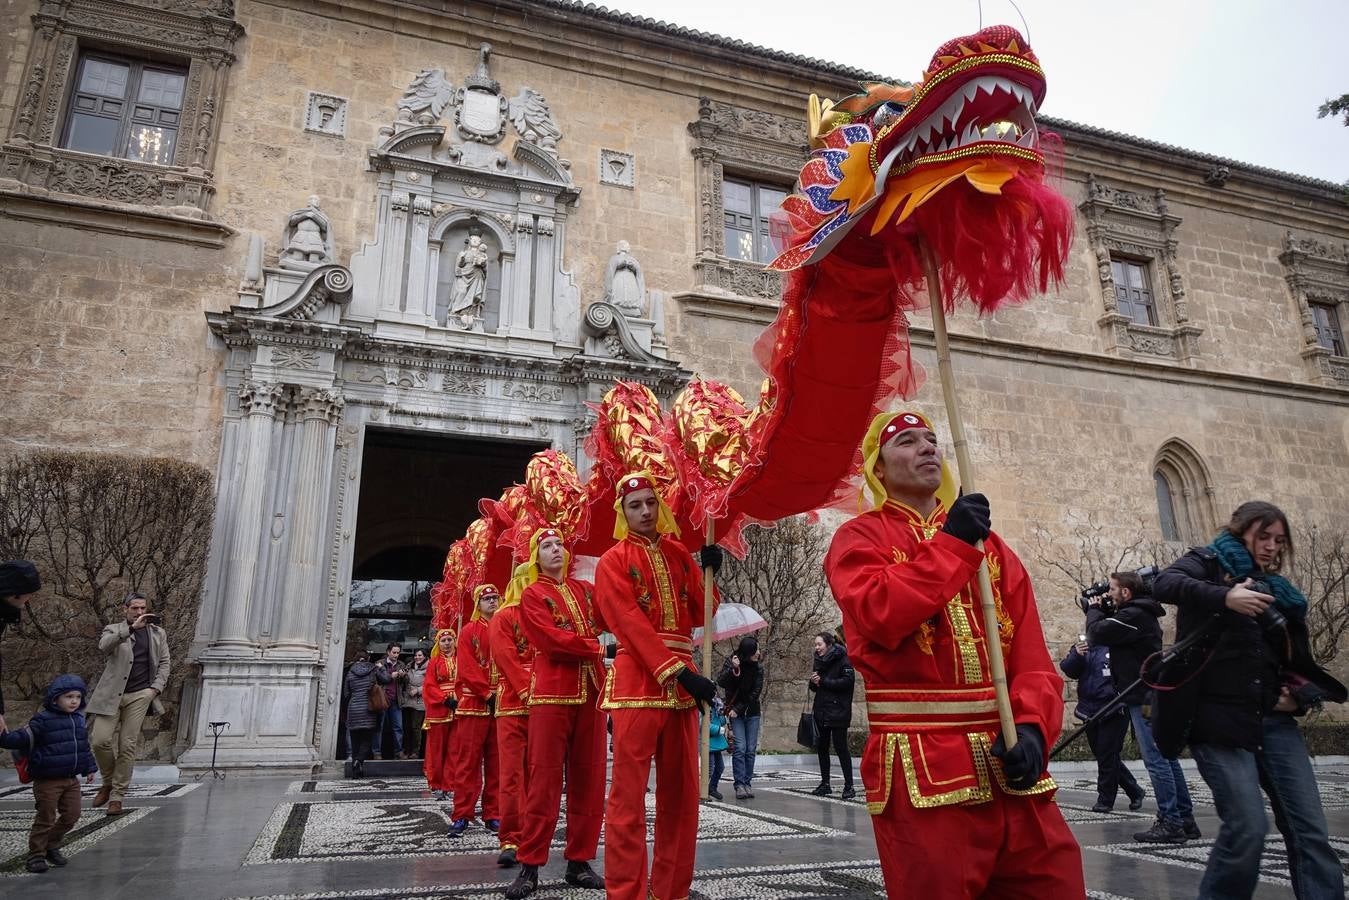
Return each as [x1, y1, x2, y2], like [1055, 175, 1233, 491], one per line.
[1, 0, 1345, 766]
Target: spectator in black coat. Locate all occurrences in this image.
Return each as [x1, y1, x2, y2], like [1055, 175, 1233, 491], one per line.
[0, 560, 41, 732]
[809, 631, 855, 799]
[344, 657, 391, 777]
[1060, 637, 1144, 813]
[718, 635, 765, 799]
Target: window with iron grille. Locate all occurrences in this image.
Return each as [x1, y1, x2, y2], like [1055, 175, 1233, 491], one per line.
[1111, 258, 1157, 327]
[1310, 302, 1345, 356]
[61, 52, 188, 167]
[723, 178, 789, 265]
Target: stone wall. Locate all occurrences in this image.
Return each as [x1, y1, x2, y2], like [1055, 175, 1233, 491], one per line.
[1, 0, 1346, 753]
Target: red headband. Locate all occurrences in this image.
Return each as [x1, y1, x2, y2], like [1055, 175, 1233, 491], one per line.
[618, 474, 655, 498]
[536, 527, 562, 543]
[880, 412, 931, 445]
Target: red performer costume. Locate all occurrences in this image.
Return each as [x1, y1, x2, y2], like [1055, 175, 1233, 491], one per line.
[824, 412, 1083, 897]
[506, 528, 608, 897]
[448, 584, 501, 834]
[489, 580, 533, 869]
[595, 473, 720, 900]
[422, 628, 458, 795]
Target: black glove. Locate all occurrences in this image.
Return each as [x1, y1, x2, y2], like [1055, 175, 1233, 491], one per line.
[447, 698, 458, 712]
[699, 544, 724, 575]
[991, 723, 1045, 791]
[942, 492, 991, 546]
[487, 696, 496, 714]
[604, 642, 618, 660]
[675, 667, 717, 705]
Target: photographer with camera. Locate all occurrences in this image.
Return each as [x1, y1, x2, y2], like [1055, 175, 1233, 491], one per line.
[1153, 501, 1346, 900]
[1059, 630, 1145, 814]
[1086, 571, 1197, 844]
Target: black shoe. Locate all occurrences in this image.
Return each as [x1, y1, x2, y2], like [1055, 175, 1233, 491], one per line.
[496, 847, 517, 868]
[447, 817, 470, 838]
[810, 782, 832, 796]
[1182, 816, 1202, 840]
[1091, 801, 1114, 813]
[745, 787, 755, 798]
[841, 785, 856, 801]
[504, 864, 538, 899]
[45, 848, 68, 867]
[484, 818, 501, 834]
[565, 860, 605, 890]
[26, 856, 48, 873]
[708, 788, 723, 801]
[351, 760, 363, 778]
[1133, 818, 1187, 844]
[1127, 788, 1146, 811]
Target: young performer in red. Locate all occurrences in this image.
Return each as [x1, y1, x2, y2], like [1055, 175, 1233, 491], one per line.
[504, 527, 608, 897]
[595, 472, 720, 900]
[824, 411, 1084, 896]
[448, 584, 501, 837]
[422, 628, 458, 798]
[489, 575, 534, 869]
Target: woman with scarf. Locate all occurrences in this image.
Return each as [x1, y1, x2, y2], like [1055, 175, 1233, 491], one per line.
[1154, 501, 1346, 900]
[422, 628, 458, 799]
[717, 635, 764, 800]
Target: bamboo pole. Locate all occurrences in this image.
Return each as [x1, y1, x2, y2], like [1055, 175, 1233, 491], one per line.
[699, 519, 714, 800]
[919, 241, 1018, 748]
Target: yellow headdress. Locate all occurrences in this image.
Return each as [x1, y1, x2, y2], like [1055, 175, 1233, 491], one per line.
[612, 470, 680, 540]
[860, 411, 958, 512]
[468, 584, 500, 622]
[503, 527, 570, 607]
[429, 627, 456, 661]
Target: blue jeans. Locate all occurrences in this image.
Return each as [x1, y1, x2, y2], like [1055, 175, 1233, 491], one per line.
[730, 715, 761, 787]
[709, 751, 725, 792]
[1192, 714, 1344, 900]
[379, 706, 403, 756]
[1128, 704, 1193, 824]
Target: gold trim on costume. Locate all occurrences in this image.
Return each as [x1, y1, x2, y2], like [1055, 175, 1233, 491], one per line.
[644, 544, 678, 631]
[945, 597, 985, 683]
[897, 733, 990, 807]
[866, 698, 998, 715]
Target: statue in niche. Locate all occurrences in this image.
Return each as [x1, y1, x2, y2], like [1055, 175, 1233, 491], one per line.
[604, 240, 646, 317]
[397, 68, 454, 126]
[279, 195, 333, 270]
[509, 87, 563, 156]
[449, 233, 489, 327]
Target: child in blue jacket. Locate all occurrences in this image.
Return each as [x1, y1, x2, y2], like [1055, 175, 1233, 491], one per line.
[705, 697, 729, 800]
[0, 673, 98, 872]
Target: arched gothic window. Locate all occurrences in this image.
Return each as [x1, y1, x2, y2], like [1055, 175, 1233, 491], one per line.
[1152, 440, 1217, 546]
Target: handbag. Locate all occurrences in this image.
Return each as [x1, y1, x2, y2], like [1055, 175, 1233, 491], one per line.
[368, 678, 390, 713]
[796, 684, 819, 749]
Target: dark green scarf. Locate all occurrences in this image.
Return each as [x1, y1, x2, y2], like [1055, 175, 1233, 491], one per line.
[1209, 530, 1307, 622]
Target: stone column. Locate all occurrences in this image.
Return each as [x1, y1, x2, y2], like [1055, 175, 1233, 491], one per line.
[215, 380, 286, 650]
[532, 215, 555, 336]
[405, 195, 434, 321]
[271, 387, 344, 654]
[378, 191, 411, 314]
[507, 213, 534, 335]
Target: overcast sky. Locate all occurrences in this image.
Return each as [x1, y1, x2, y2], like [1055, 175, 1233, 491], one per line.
[598, 0, 1348, 184]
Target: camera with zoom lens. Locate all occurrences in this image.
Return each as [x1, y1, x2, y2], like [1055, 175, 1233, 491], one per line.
[1075, 565, 1162, 615]
[1077, 580, 1112, 615]
[1246, 578, 1287, 633]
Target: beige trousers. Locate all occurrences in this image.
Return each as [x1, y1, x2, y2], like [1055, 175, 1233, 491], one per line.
[90, 688, 155, 801]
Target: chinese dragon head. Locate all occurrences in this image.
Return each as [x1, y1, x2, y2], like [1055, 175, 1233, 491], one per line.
[770, 25, 1071, 311]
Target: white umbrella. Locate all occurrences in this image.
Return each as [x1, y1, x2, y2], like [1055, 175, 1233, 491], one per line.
[691, 602, 766, 646]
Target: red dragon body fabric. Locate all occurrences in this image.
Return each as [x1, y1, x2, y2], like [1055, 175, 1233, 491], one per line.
[726, 26, 1073, 524]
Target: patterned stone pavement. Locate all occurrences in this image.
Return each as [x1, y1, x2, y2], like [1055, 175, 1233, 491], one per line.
[0, 760, 1343, 898]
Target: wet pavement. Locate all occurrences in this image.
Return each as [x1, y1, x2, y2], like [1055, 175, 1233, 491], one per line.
[1, 756, 1345, 898]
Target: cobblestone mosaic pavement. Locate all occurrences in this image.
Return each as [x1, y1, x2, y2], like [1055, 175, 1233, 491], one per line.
[0, 760, 1342, 898]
